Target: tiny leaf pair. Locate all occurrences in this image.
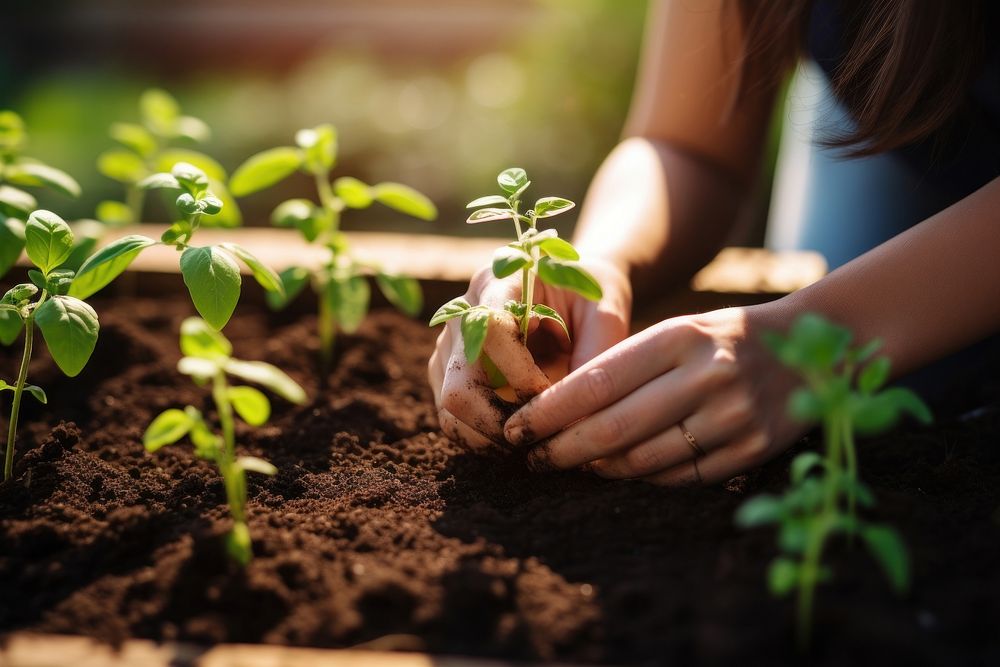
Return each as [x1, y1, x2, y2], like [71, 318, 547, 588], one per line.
[143, 318, 307, 565]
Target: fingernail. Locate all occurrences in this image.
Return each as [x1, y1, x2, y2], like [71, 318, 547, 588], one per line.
[526, 443, 554, 472]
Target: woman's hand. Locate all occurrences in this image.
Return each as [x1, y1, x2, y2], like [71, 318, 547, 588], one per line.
[502, 305, 805, 484]
[427, 258, 632, 450]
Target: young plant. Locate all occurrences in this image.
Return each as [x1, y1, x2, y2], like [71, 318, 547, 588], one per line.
[143, 318, 307, 565]
[68, 162, 283, 330]
[95, 88, 241, 228]
[735, 313, 932, 647]
[0, 110, 82, 278]
[228, 124, 437, 371]
[430, 168, 602, 365]
[1, 211, 101, 481]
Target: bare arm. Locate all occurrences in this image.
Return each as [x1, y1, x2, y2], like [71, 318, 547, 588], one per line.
[573, 0, 783, 291]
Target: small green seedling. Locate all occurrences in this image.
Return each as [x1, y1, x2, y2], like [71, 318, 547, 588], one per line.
[229, 124, 437, 371]
[96, 88, 241, 228]
[0, 111, 82, 278]
[143, 317, 307, 565]
[68, 162, 283, 330]
[735, 313, 932, 647]
[430, 168, 602, 364]
[1, 211, 101, 480]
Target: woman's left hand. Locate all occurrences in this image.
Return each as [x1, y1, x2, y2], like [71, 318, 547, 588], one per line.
[502, 305, 805, 484]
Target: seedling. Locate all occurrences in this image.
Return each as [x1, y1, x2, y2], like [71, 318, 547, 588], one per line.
[143, 318, 307, 565]
[735, 313, 932, 647]
[1, 211, 101, 480]
[430, 168, 602, 365]
[228, 124, 437, 371]
[0, 110, 82, 278]
[68, 162, 284, 330]
[95, 88, 241, 228]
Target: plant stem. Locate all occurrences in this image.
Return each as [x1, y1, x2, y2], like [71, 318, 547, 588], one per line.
[796, 517, 830, 650]
[4, 293, 46, 481]
[842, 413, 858, 540]
[318, 286, 336, 376]
[125, 185, 144, 224]
[315, 171, 338, 231]
[212, 371, 244, 525]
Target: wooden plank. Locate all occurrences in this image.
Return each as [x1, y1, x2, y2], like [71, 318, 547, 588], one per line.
[0, 632, 554, 667]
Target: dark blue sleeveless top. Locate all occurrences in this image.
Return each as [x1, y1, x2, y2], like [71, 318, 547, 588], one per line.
[807, 0, 1000, 204]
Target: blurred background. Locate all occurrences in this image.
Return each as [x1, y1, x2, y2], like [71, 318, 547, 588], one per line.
[1, 0, 648, 236]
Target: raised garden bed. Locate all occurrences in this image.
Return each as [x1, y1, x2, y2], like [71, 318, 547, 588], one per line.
[0, 237, 997, 666]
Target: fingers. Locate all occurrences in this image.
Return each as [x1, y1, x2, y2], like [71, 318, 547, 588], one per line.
[482, 310, 550, 402]
[524, 362, 704, 471]
[640, 430, 772, 486]
[569, 305, 630, 372]
[591, 386, 755, 479]
[427, 327, 451, 407]
[505, 321, 689, 446]
[437, 407, 495, 451]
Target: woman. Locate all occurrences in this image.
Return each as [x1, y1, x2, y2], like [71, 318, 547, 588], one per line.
[427, 0, 1000, 485]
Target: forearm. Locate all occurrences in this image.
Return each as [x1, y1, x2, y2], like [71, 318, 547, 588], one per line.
[761, 177, 1000, 376]
[572, 137, 747, 296]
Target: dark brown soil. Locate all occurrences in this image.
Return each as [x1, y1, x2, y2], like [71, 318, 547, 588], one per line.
[0, 295, 998, 666]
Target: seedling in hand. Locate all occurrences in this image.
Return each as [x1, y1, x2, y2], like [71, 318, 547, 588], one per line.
[430, 168, 602, 365]
[229, 124, 437, 372]
[143, 318, 307, 565]
[0, 111, 82, 278]
[95, 88, 241, 228]
[69, 162, 284, 330]
[1, 211, 101, 480]
[735, 313, 932, 647]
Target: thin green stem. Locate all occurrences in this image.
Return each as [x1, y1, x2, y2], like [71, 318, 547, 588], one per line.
[796, 517, 830, 650]
[4, 292, 47, 481]
[212, 371, 244, 524]
[125, 186, 144, 224]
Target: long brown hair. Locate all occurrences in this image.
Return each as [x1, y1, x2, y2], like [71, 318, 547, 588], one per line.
[736, 0, 989, 156]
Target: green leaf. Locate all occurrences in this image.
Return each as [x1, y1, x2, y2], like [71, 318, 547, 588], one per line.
[228, 386, 271, 426]
[786, 313, 853, 372]
[861, 524, 909, 594]
[334, 177, 373, 208]
[143, 408, 193, 451]
[0, 380, 46, 404]
[497, 167, 528, 194]
[236, 455, 278, 476]
[531, 304, 569, 338]
[271, 198, 323, 241]
[734, 494, 783, 528]
[536, 236, 580, 261]
[0, 216, 25, 277]
[96, 149, 148, 183]
[0, 110, 26, 150]
[180, 316, 233, 359]
[536, 257, 602, 301]
[140, 88, 181, 136]
[371, 183, 437, 221]
[296, 124, 337, 173]
[788, 387, 824, 422]
[858, 356, 891, 394]
[790, 451, 824, 484]
[466, 194, 508, 208]
[466, 207, 513, 224]
[777, 519, 809, 554]
[6, 161, 81, 198]
[69, 234, 157, 299]
[229, 147, 303, 197]
[109, 122, 157, 157]
[480, 352, 509, 389]
[851, 337, 883, 364]
[28, 269, 46, 291]
[138, 172, 181, 191]
[224, 359, 308, 405]
[460, 308, 489, 363]
[492, 246, 533, 279]
[178, 356, 220, 380]
[45, 268, 76, 296]
[179, 246, 242, 330]
[266, 266, 311, 311]
[0, 308, 23, 345]
[767, 558, 799, 596]
[0, 186, 37, 218]
[34, 295, 99, 377]
[2, 283, 37, 304]
[218, 243, 283, 295]
[853, 387, 932, 435]
[174, 116, 211, 143]
[156, 149, 227, 182]
[533, 196, 575, 218]
[200, 179, 242, 229]
[375, 273, 422, 317]
[62, 221, 104, 273]
[429, 296, 471, 327]
[325, 274, 370, 333]
[171, 162, 209, 191]
[185, 406, 220, 457]
[25, 210, 74, 274]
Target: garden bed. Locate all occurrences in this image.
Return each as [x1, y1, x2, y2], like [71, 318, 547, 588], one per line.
[0, 284, 998, 665]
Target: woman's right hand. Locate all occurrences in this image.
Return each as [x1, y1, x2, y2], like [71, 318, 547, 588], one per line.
[427, 258, 632, 450]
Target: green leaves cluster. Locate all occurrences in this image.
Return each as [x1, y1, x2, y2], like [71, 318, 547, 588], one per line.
[229, 124, 437, 369]
[143, 318, 307, 565]
[71, 162, 283, 330]
[737, 313, 932, 646]
[431, 168, 602, 362]
[0, 111, 82, 278]
[2, 210, 102, 480]
[95, 88, 240, 228]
